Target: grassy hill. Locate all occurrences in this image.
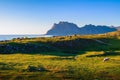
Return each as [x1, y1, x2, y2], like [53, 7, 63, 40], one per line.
[0, 30, 120, 54]
[0, 31, 120, 80]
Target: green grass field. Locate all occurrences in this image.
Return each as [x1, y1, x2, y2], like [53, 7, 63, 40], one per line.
[0, 51, 120, 80]
[0, 31, 120, 80]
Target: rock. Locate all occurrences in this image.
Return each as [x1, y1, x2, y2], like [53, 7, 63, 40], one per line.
[103, 57, 110, 62]
[74, 56, 78, 60]
[38, 67, 46, 71]
[27, 65, 37, 72]
[27, 65, 47, 72]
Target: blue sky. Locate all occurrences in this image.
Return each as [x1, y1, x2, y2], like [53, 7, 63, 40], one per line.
[0, 0, 120, 34]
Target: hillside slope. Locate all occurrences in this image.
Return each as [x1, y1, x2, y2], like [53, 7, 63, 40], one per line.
[0, 31, 120, 54]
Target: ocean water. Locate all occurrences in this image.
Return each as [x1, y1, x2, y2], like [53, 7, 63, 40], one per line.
[0, 35, 52, 41]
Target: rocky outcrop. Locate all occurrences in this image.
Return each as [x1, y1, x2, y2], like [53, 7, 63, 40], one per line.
[0, 43, 55, 54]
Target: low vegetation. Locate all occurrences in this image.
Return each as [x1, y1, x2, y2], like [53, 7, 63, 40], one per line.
[0, 31, 120, 80]
[0, 51, 120, 80]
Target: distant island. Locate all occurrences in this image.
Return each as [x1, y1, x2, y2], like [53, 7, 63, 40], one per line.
[46, 21, 118, 36]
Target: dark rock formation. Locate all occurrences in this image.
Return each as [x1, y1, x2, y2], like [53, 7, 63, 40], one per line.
[0, 43, 56, 54]
[27, 65, 47, 72]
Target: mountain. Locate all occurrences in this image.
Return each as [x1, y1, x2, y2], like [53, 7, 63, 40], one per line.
[79, 24, 117, 35]
[46, 22, 117, 36]
[46, 21, 80, 36]
[116, 26, 120, 30]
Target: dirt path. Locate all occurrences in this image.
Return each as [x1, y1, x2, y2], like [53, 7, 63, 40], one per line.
[92, 39, 112, 45]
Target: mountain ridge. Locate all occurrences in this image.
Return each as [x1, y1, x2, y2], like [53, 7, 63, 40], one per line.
[46, 21, 117, 36]
[116, 26, 120, 30]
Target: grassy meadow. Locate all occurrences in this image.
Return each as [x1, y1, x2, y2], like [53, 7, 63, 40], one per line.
[0, 31, 120, 80]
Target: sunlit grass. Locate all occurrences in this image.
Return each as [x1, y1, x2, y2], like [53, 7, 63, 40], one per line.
[0, 31, 120, 80]
[0, 51, 120, 80]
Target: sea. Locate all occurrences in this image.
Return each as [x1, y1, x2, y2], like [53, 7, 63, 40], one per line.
[0, 35, 52, 41]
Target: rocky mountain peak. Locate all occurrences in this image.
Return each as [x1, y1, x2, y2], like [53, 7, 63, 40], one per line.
[46, 21, 117, 36]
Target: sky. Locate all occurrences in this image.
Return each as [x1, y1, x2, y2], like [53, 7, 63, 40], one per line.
[0, 0, 120, 34]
